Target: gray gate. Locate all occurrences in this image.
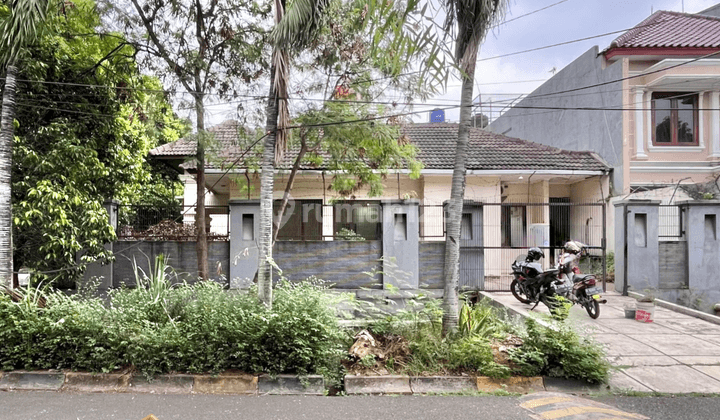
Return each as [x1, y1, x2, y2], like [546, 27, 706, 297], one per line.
[459, 202, 484, 290]
[481, 202, 607, 292]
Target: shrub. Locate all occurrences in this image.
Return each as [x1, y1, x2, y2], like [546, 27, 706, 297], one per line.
[0, 269, 347, 380]
[508, 318, 610, 383]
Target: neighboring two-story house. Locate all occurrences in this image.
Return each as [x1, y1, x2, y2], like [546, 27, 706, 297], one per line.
[490, 7, 720, 201]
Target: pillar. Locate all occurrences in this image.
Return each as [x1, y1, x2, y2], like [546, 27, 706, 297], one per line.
[614, 199, 660, 294]
[678, 200, 720, 293]
[382, 200, 419, 289]
[229, 200, 260, 289]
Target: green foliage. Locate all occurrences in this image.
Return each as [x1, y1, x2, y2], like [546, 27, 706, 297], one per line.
[366, 299, 509, 377]
[12, 1, 189, 286]
[546, 295, 573, 321]
[508, 318, 610, 384]
[335, 228, 365, 241]
[0, 259, 347, 379]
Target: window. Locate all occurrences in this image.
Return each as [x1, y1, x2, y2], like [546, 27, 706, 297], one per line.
[333, 201, 381, 240]
[652, 92, 698, 146]
[275, 200, 323, 240]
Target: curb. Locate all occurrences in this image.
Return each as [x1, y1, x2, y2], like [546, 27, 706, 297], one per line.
[0, 371, 324, 395]
[344, 376, 590, 395]
[628, 291, 720, 325]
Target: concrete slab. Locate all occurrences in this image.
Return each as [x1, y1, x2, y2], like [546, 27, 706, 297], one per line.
[63, 373, 130, 393]
[597, 318, 681, 335]
[409, 376, 476, 394]
[607, 371, 653, 392]
[673, 355, 720, 365]
[608, 355, 680, 367]
[476, 376, 545, 394]
[623, 365, 720, 393]
[129, 375, 194, 394]
[258, 375, 324, 395]
[0, 371, 64, 391]
[194, 374, 257, 395]
[654, 318, 720, 335]
[630, 334, 720, 356]
[690, 365, 720, 382]
[591, 334, 663, 356]
[695, 335, 720, 346]
[344, 375, 411, 395]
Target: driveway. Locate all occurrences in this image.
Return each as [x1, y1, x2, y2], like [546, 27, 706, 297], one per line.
[486, 290, 720, 393]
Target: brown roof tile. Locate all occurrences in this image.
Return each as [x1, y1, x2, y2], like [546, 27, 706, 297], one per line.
[609, 10, 720, 50]
[150, 120, 608, 173]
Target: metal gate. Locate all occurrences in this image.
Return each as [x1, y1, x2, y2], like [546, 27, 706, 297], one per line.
[471, 201, 607, 292]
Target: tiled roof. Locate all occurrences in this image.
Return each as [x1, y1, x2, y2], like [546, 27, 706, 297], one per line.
[150, 120, 608, 172]
[608, 10, 720, 49]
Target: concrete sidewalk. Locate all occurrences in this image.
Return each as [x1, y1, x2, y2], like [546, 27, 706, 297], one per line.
[487, 290, 720, 394]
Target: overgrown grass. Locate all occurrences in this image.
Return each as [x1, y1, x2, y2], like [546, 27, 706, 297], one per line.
[360, 296, 610, 384]
[0, 264, 347, 380]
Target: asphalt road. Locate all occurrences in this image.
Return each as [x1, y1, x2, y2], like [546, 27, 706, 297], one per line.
[2, 392, 720, 420]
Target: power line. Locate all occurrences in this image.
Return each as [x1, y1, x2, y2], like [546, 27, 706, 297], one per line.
[477, 18, 673, 63]
[492, 0, 571, 28]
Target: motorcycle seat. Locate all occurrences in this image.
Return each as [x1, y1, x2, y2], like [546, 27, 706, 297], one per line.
[573, 274, 595, 283]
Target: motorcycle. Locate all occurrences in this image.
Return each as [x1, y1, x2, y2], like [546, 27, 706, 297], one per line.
[510, 241, 606, 319]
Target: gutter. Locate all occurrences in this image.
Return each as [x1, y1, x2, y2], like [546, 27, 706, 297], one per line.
[203, 168, 608, 176]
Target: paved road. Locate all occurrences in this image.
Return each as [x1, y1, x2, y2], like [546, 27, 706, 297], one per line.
[2, 391, 720, 420]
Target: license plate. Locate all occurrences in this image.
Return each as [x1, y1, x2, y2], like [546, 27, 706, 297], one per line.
[586, 286, 603, 295]
[592, 294, 601, 300]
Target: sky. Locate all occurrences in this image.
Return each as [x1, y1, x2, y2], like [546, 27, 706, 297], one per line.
[197, 0, 720, 127]
[429, 0, 720, 123]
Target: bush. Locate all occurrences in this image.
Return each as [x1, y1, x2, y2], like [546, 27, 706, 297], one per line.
[508, 318, 610, 384]
[0, 275, 346, 379]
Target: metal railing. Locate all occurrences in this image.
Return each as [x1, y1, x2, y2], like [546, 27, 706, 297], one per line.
[659, 204, 683, 238]
[117, 205, 229, 240]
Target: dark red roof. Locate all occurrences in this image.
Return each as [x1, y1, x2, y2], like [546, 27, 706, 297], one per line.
[150, 120, 608, 173]
[608, 10, 720, 50]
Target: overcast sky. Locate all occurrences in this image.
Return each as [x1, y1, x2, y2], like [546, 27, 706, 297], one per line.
[198, 0, 720, 127]
[431, 0, 720, 123]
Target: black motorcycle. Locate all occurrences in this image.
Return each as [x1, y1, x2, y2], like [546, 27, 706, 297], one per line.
[510, 242, 606, 319]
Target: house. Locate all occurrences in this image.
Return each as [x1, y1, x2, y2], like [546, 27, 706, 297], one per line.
[147, 120, 609, 292]
[488, 8, 720, 236]
[487, 6, 720, 308]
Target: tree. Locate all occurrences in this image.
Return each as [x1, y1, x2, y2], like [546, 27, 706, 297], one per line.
[0, 0, 53, 286]
[258, 0, 445, 307]
[102, 0, 270, 281]
[10, 1, 188, 286]
[257, 0, 330, 306]
[441, 0, 507, 334]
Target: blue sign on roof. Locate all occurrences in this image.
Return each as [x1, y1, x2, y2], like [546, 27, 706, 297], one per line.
[430, 109, 445, 123]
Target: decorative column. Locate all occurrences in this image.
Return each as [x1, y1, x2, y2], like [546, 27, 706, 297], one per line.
[613, 199, 660, 294]
[229, 200, 260, 289]
[382, 200, 419, 289]
[81, 199, 119, 290]
[634, 88, 648, 158]
[711, 92, 720, 158]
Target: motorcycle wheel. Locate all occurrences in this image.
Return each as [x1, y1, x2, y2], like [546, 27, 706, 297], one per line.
[585, 299, 600, 319]
[510, 279, 531, 304]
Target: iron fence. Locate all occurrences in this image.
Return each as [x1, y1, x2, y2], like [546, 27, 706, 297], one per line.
[659, 204, 683, 239]
[478, 202, 606, 292]
[117, 205, 229, 240]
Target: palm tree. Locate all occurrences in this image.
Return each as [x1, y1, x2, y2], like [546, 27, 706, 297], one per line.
[257, 0, 330, 307]
[441, 0, 507, 334]
[0, 0, 51, 287]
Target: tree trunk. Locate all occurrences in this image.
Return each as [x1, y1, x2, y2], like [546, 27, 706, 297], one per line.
[195, 94, 209, 281]
[272, 142, 307, 242]
[258, 64, 278, 307]
[442, 62, 476, 335]
[0, 65, 17, 287]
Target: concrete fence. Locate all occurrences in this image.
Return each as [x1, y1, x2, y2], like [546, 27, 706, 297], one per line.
[615, 199, 720, 313]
